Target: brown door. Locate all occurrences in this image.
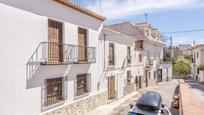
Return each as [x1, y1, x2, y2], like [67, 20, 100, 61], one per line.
[145, 71, 148, 87]
[48, 19, 63, 63]
[78, 28, 87, 62]
[135, 76, 139, 89]
[109, 43, 114, 65]
[139, 76, 142, 88]
[108, 76, 115, 100]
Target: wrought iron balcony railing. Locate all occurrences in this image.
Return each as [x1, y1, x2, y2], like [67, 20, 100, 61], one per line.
[146, 58, 153, 68]
[26, 42, 96, 79]
[40, 42, 96, 64]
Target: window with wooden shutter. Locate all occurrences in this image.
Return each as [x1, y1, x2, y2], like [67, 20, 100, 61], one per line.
[76, 74, 90, 97]
[135, 40, 143, 49]
[127, 46, 131, 64]
[109, 43, 115, 65]
[45, 77, 64, 106]
[48, 19, 63, 63]
[127, 71, 131, 86]
[139, 54, 142, 62]
[78, 27, 87, 63]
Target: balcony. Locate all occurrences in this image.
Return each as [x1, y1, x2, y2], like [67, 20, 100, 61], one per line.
[44, 42, 96, 64]
[27, 42, 96, 79]
[146, 59, 153, 68]
[28, 42, 96, 65]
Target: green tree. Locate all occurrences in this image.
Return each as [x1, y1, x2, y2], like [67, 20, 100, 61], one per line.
[163, 52, 171, 62]
[173, 56, 190, 78]
[199, 63, 204, 71]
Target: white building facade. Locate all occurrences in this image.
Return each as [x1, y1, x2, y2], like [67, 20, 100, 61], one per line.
[109, 22, 165, 86]
[0, 1, 168, 115]
[0, 0, 107, 115]
[192, 44, 204, 82]
[98, 27, 144, 100]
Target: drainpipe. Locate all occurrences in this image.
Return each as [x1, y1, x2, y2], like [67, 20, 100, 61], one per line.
[98, 33, 106, 90]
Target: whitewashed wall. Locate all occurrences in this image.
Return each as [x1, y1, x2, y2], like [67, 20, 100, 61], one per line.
[192, 46, 204, 82]
[109, 22, 164, 81]
[0, 1, 103, 115]
[99, 30, 144, 99]
[143, 41, 163, 80]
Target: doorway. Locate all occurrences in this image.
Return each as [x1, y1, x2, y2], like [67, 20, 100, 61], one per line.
[157, 69, 163, 82]
[139, 76, 142, 88]
[78, 28, 87, 63]
[145, 71, 148, 87]
[108, 76, 115, 100]
[48, 19, 63, 63]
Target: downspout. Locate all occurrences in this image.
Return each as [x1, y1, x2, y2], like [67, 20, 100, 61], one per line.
[98, 33, 106, 90]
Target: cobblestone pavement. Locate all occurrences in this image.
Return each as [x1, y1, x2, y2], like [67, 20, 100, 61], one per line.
[111, 79, 179, 115]
[186, 80, 204, 106]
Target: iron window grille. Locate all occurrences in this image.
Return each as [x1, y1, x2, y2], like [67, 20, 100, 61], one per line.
[75, 73, 91, 99]
[42, 77, 67, 108]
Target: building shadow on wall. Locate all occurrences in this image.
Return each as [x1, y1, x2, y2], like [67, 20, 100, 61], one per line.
[26, 64, 91, 89]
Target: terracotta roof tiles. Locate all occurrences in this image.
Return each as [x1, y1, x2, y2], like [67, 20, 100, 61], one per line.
[54, 0, 106, 21]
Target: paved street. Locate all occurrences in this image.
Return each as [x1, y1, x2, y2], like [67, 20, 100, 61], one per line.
[111, 79, 179, 115]
[186, 80, 204, 106]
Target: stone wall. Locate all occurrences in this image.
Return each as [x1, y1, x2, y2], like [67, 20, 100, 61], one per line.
[44, 91, 108, 115]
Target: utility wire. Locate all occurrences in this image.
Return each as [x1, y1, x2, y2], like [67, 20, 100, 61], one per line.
[161, 29, 204, 34]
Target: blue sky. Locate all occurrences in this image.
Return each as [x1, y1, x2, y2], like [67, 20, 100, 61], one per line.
[72, 0, 204, 46]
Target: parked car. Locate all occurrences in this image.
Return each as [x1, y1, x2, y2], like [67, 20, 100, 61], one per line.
[128, 91, 172, 115]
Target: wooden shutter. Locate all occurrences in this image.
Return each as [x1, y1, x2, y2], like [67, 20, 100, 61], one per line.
[135, 40, 143, 49]
[109, 43, 114, 65]
[48, 19, 63, 63]
[78, 28, 87, 62]
[109, 76, 115, 99]
[45, 77, 63, 106]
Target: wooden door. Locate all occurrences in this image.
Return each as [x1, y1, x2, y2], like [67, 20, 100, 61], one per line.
[48, 19, 63, 63]
[109, 43, 114, 65]
[108, 76, 115, 100]
[145, 71, 148, 87]
[135, 76, 139, 89]
[78, 28, 87, 62]
[139, 76, 142, 88]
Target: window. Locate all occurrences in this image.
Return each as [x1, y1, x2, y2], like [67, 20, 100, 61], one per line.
[139, 54, 142, 62]
[149, 72, 151, 79]
[197, 68, 200, 74]
[154, 71, 156, 79]
[109, 43, 115, 65]
[197, 52, 199, 58]
[76, 74, 90, 97]
[78, 27, 87, 62]
[45, 77, 64, 106]
[135, 40, 143, 49]
[127, 71, 132, 85]
[127, 46, 131, 64]
[194, 52, 196, 63]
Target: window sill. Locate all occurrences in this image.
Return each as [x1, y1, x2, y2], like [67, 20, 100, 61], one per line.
[107, 64, 115, 69]
[74, 93, 89, 100]
[42, 99, 65, 111]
